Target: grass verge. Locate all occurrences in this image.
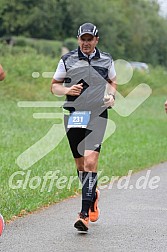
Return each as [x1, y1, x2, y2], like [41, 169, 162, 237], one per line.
[0, 50, 167, 221]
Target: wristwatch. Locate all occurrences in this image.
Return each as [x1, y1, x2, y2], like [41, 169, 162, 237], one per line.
[108, 93, 115, 100]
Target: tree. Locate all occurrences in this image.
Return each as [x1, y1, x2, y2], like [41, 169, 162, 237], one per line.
[0, 0, 167, 66]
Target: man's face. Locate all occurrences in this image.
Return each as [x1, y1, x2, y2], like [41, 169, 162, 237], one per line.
[78, 34, 99, 55]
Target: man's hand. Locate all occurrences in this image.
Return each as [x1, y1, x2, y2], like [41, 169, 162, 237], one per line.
[165, 100, 167, 113]
[103, 94, 115, 107]
[66, 83, 83, 96]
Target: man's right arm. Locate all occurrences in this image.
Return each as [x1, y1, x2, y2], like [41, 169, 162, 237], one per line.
[165, 100, 167, 113]
[0, 64, 5, 81]
[51, 79, 83, 96]
[51, 59, 83, 96]
[51, 79, 69, 95]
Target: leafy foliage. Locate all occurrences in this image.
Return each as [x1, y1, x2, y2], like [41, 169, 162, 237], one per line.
[63, 37, 78, 51]
[0, 0, 167, 66]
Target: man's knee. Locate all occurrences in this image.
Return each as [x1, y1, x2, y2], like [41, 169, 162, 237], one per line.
[84, 152, 99, 172]
[75, 157, 84, 171]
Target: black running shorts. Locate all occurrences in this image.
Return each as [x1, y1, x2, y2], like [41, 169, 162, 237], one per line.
[64, 110, 108, 158]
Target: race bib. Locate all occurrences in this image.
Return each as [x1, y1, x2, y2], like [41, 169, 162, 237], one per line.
[67, 111, 91, 128]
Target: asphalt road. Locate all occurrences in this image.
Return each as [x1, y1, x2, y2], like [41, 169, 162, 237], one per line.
[1, 162, 167, 252]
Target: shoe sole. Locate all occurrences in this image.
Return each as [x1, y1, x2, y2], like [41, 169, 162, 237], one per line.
[74, 220, 88, 232]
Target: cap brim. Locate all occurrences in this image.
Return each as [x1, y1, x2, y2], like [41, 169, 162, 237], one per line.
[78, 32, 95, 37]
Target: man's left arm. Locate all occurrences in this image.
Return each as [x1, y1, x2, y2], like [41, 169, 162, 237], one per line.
[103, 59, 117, 107]
[103, 77, 117, 108]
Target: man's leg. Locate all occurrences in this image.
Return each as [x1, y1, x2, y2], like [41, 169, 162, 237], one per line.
[74, 151, 99, 231]
[65, 113, 107, 230]
[64, 116, 90, 230]
[79, 151, 98, 217]
[75, 151, 99, 209]
[74, 153, 98, 209]
[75, 157, 85, 185]
[84, 150, 99, 172]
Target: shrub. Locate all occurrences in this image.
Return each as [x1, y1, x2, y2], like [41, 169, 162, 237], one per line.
[63, 38, 78, 51]
[1, 36, 63, 58]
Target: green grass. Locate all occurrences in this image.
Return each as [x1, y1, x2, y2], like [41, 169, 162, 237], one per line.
[0, 49, 167, 221]
[102, 96, 167, 175]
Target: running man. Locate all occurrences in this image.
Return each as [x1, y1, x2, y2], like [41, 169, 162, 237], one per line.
[51, 23, 116, 232]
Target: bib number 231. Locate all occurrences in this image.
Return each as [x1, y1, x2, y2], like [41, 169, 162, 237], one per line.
[67, 111, 91, 128]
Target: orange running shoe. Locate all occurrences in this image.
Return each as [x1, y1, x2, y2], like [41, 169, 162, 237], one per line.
[74, 212, 89, 232]
[0, 214, 5, 236]
[89, 189, 100, 222]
